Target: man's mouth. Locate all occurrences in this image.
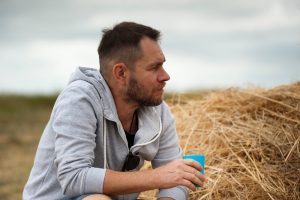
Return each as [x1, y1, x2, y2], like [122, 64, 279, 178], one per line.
[159, 82, 166, 90]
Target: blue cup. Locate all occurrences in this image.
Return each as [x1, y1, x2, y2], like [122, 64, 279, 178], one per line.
[183, 154, 205, 174]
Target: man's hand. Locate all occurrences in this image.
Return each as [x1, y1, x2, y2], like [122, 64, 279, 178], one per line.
[152, 159, 206, 191]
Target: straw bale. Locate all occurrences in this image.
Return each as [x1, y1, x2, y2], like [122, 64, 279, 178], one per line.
[139, 82, 300, 200]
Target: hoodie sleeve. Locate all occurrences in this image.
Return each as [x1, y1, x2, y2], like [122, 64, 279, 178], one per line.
[151, 102, 189, 200]
[52, 82, 106, 196]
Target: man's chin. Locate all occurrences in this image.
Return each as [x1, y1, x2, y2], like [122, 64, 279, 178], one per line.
[140, 98, 163, 107]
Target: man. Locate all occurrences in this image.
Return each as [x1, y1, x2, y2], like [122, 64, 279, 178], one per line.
[23, 22, 206, 200]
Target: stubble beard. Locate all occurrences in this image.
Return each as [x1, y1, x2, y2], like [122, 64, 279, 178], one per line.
[126, 76, 164, 107]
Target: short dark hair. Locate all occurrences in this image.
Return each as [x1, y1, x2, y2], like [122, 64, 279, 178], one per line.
[97, 22, 161, 79]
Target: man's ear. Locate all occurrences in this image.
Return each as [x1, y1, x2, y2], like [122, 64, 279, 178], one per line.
[112, 63, 128, 85]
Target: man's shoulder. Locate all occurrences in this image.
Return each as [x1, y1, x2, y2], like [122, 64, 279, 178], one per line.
[58, 80, 102, 101]
[53, 80, 103, 112]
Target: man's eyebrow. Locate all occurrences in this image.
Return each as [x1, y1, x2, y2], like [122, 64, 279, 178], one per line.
[146, 61, 164, 69]
[150, 58, 166, 66]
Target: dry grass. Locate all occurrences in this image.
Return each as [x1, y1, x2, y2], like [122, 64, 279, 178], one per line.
[140, 82, 300, 199]
[0, 95, 56, 200]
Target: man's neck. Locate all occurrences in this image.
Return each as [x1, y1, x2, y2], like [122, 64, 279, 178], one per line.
[117, 102, 138, 133]
[104, 76, 139, 133]
[111, 90, 139, 133]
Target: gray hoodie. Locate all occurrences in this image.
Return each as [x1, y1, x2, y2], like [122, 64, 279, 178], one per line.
[23, 67, 188, 200]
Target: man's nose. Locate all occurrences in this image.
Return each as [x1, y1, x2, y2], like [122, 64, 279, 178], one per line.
[158, 67, 170, 82]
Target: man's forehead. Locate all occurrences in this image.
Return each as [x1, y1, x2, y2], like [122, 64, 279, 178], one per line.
[140, 37, 161, 50]
[140, 39, 164, 57]
[142, 51, 165, 65]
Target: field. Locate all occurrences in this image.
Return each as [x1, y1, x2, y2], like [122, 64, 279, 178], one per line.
[0, 83, 299, 200]
[0, 95, 57, 200]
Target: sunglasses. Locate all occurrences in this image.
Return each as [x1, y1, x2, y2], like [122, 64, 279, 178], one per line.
[122, 151, 140, 171]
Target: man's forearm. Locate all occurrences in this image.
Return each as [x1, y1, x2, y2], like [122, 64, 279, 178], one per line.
[102, 159, 205, 197]
[103, 169, 158, 195]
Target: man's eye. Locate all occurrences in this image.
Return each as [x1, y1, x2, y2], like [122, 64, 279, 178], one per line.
[149, 66, 158, 70]
[153, 66, 160, 71]
[155, 64, 163, 69]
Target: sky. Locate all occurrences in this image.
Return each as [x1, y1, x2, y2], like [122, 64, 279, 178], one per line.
[0, 0, 299, 94]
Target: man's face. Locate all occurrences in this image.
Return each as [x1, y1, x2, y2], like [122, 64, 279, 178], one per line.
[125, 37, 170, 106]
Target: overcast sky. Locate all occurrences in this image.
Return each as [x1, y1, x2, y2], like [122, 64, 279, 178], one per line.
[1, 0, 299, 94]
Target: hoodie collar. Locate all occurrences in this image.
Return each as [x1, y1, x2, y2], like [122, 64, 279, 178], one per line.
[131, 106, 161, 152]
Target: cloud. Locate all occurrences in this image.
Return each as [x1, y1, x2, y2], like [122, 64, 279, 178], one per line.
[0, 39, 99, 93]
[2, 0, 299, 42]
[165, 52, 300, 92]
[0, 0, 299, 93]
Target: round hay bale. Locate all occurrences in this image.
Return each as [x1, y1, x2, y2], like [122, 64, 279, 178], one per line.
[140, 82, 300, 200]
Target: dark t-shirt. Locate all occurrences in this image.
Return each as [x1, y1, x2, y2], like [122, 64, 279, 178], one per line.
[125, 131, 135, 148]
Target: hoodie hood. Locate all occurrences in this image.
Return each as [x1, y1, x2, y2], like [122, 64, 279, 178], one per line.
[68, 67, 119, 122]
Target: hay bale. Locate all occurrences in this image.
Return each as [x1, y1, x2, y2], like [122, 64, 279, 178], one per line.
[173, 82, 300, 200]
[139, 82, 300, 200]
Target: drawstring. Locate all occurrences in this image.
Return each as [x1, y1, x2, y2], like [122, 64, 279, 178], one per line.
[103, 118, 107, 169]
[130, 119, 162, 151]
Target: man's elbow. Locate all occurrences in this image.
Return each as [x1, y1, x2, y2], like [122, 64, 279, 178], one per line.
[57, 168, 86, 196]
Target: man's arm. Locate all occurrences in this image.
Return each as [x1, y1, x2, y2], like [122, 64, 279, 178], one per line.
[103, 159, 205, 195]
